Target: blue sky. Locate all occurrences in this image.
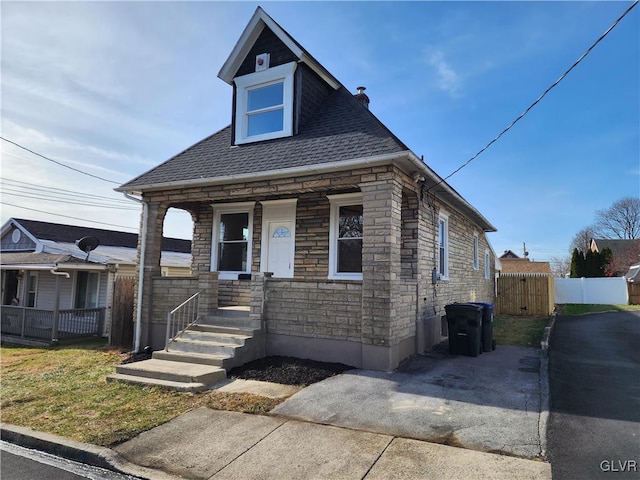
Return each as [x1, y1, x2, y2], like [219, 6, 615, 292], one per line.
[1, 1, 638, 265]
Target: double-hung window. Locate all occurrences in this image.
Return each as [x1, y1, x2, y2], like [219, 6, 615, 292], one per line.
[26, 273, 38, 308]
[74, 272, 100, 309]
[485, 250, 491, 279]
[234, 62, 296, 144]
[328, 193, 363, 280]
[438, 211, 449, 280]
[473, 233, 479, 270]
[212, 203, 255, 280]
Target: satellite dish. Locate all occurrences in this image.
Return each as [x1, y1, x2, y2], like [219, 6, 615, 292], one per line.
[76, 236, 100, 262]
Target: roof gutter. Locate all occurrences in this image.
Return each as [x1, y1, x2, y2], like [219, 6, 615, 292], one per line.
[123, 192, 148, 354]
[403, 151, 497, 233]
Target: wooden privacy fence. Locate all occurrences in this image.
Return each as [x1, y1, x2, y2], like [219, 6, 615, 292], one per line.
[629, 283, 640, 305]
[496, 273, 555, 317]
[110, 276, 135, 349]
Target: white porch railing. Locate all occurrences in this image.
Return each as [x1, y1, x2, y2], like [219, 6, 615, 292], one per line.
[165, 290, 201, 351]
[1, 306, 104, 342]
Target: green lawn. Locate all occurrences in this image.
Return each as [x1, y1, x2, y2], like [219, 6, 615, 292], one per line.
[492, 316, 550, 348]
[557, 304, 640, 315]
[0, 340, 281, 447]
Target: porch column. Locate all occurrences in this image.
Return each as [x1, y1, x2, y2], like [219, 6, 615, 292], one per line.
[136, 200, 167, 349]
[198, 271, 219, 316]
[359, 178, 403, 370]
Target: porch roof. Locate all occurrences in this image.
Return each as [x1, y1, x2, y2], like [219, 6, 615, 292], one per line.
[0, 252, 105, 270]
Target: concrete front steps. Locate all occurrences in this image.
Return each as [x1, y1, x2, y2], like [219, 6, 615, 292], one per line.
[108, 307, 262, 392]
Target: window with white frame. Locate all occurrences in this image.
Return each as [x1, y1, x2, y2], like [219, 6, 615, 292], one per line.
[212, 203, 255, 279]
[26, 273, 38, 308]
[74, 271, 100, 309]
[473, 233, 479, 270]
[234, 62, 296, 144]
[328, 193, 363, 280]
[485, 250, 491, 279]
[438, 212, 449, 279]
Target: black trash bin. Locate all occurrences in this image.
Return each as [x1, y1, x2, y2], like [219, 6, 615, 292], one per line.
[472, 302, 496, 353]
[445, 303, 483, 357]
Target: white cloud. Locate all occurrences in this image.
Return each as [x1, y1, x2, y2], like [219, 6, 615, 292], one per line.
[425, 48, 462, 97]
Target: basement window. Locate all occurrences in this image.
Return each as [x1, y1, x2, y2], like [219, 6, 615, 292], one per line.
[234, 62, 296, 144]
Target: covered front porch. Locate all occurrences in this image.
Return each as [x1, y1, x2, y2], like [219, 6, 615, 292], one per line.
[134, 164, 437, 371]
[1, 306, 105, 345]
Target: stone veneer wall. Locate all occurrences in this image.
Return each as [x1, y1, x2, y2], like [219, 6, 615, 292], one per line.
[148, 276, 199, 348]
[264, 279, 362, 341]
[138, 164, 496, 366]
[218, 280, 252, 306]
[417, 198, 496, 349]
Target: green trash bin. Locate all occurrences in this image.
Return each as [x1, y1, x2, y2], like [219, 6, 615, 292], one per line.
[445, 303, 483, 357]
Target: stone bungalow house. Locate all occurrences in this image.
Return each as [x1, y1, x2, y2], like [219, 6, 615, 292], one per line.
[114, 7, 497, 383]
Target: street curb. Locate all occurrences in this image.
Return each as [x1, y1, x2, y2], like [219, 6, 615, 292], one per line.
[537, 312, 555, 460]
[0, 423, 181, 480]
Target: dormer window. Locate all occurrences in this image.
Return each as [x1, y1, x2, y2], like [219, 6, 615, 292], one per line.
[234, 61, 296, 144]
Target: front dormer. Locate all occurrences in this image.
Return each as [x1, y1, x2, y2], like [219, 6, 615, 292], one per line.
[218, 7, 340, 146]
[234, 60, 296, 144]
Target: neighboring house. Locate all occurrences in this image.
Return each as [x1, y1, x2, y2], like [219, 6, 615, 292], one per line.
[500, 250, 521, 259]
[499, 258, 552, 275]
[589, 238, 640, 277]
[115, 7, 497, 372]
[0, 218, 191, 341]
[626, 263, 640, 283]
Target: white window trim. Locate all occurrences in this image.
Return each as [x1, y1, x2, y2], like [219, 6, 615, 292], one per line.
[484, 249, 491, 280]
[211, 202, 255, 280]
[473, 232, 479, 270]
[327, 192, 363, 281]
[26, 272, 38, 308]
[438, 210, 450, 280]
[234, 62, 296, 144]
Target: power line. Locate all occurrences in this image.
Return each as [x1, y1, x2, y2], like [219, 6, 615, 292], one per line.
[1, 136, 122, 185]
[2, 189, 139, 210]
[1, 178, 135, 205]
[429, 0, 639, 191]
[1, 201, 139, 231]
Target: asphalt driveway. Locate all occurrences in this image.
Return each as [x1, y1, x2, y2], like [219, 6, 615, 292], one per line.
[547, 310, 640, 479]
[270, 344, 547, 459]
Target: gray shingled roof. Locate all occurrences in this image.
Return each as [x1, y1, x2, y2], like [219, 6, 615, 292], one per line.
[118, 86, 408, 192]
[11, 218, 191, 253]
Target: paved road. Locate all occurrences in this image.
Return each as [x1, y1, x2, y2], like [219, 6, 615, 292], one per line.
[0, 441, 139, 480]
[547, 311, 640, 479]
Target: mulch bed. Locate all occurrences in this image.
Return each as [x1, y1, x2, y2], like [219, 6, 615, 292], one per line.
[229, 356, 354, 386]
[120, 350, 354, 387]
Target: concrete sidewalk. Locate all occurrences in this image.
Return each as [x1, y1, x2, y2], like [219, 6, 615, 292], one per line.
[2, 408, 550, 480]
[114, 408, 551, 479]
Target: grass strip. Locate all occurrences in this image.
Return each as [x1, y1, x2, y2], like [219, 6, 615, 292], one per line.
[0, 340, 281, 447]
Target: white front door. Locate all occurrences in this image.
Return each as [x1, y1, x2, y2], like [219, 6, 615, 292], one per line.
[266, 221, 294, 278]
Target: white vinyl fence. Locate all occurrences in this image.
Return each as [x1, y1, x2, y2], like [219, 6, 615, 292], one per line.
[555, 277, 629, 305]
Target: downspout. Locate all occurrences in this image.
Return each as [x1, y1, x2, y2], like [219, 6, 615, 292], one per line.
[123, 192, 148, 353]
[50, 269, 70, 343]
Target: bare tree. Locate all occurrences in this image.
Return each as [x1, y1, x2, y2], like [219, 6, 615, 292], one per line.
[593, 197, 640, 239]
[550, 256, 571, 277]
[570, 225, 597, 254]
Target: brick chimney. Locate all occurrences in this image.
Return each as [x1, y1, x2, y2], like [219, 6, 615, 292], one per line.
[354, 86, 370, 110]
